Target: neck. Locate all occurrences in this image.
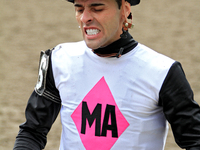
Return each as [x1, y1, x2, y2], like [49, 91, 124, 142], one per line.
[92, 32, 138, 58]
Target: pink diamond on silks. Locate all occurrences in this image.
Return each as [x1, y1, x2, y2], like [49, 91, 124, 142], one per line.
[71, 77, 129, 150]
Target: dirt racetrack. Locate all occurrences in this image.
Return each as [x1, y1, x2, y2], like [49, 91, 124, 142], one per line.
[0, 0, 200, 149]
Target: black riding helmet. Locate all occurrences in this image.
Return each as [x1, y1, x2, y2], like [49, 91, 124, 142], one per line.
[67, 0, 140, 6]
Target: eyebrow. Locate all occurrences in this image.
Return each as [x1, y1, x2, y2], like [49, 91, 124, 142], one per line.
[74, 4, 83, 7]
[90, 3, 105, 7]
[74, 3, 105, 7]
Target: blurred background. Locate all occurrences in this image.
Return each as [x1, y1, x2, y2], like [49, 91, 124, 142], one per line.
[0, 0, 200, 149]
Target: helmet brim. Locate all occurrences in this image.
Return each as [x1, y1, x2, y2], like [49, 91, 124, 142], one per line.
[127, 0, 140, 6]
[67, 0, 140, 6]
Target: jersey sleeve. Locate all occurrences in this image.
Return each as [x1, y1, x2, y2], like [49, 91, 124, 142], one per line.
[35, 49, 61, 104]
[13, 49, 61, 150]
[159, 61, 200, 149]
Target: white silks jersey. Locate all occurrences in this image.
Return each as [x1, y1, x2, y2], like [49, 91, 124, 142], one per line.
[51, 41, 175, 150]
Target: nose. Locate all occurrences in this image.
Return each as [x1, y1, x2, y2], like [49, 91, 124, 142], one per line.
[80, 9, 93, 24]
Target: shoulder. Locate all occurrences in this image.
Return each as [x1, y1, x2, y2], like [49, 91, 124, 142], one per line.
[52, 41, 87, 57]
[134, 43, 175, 71]
[129, 43, 176, 91]
[50, 41, 88, 76]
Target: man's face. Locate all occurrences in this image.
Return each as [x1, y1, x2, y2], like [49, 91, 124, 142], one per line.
[74, 0, 124, 49]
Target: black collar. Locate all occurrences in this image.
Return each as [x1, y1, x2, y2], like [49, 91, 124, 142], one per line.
[92, 32, 138, 58]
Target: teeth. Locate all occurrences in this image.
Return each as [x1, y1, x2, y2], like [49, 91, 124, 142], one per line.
[86, 29, 100, 35]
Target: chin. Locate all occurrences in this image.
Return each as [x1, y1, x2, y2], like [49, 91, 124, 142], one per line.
[85, 41, 101, 50]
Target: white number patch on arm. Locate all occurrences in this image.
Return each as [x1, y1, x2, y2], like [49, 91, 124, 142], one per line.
[35, 51, 49, 96]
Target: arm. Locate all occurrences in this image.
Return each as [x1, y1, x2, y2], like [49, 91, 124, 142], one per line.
[159, 62, 200, 149]
[14, 49, 61, 150]
[13, 92, 61, 150]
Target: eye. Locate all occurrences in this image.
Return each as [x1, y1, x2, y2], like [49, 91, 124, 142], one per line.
[94, 9, 103, 12]
[91, 5, 104, 12]
[76, 8, 84, 13]
[91, 7, 104, 12]
[74, 4, 84, 14]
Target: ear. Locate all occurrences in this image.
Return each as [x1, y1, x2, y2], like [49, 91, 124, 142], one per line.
[124, 1, 131, 19]
[121, 0, 131, 22]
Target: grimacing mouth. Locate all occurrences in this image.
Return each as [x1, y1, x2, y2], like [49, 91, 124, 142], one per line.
[85, 28, 100, 35]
